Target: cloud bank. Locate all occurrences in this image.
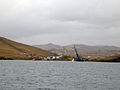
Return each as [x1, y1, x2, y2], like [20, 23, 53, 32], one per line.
[0, 0, 120, 46]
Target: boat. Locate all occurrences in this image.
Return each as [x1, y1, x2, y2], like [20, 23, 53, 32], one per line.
[33, 56, 43, 61]
[72, 58, 75, 61]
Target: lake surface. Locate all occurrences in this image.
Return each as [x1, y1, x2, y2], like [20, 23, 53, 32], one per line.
[0, 60, 120, 90]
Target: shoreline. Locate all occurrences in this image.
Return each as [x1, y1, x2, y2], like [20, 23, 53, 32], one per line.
[1, 59, 120, 62]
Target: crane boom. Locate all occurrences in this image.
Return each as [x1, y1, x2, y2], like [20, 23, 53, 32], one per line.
[74, 45, 82, 61]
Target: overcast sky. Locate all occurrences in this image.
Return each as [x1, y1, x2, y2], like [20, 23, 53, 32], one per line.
[0, 0, 120, 46]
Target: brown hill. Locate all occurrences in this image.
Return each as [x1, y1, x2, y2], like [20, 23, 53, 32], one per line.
[97, 54, 120, 62]
[0, 37, 56, 60]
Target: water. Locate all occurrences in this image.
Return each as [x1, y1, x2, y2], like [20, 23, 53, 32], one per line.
[0, 61, 120, 90]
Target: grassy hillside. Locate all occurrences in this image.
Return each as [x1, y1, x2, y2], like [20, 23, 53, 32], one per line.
[0, 37, 56, 60]
[89, 54, 120, 62]
[97, 55, 120, 62]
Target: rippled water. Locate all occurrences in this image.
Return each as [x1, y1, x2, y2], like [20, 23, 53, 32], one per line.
[0, 60, 120, 90]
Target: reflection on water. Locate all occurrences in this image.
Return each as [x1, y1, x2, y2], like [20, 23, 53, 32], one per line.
[0, 60, 120, 90]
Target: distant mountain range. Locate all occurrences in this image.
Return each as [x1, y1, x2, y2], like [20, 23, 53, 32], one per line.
[35, 43, 61, 50]
[35, 43, 120, 59]
[0, 37, 55, 60]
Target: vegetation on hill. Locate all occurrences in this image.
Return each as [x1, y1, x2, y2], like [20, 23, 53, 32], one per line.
[0, 37, 56, 60]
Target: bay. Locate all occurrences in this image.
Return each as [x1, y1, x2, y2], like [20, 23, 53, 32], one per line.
[0, 60, 120, 90]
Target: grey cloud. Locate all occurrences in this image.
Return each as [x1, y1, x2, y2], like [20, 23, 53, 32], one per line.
[48, 0, 120, 22]
[0, 0, 120, 46]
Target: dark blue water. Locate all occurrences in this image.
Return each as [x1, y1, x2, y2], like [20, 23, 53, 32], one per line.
[0, 60, 120, 90]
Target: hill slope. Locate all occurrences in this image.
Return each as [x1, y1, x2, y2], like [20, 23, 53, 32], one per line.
[35, 43, 61, 50]
[0, 37, 55, 60]
[98, 54, 120, 62]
